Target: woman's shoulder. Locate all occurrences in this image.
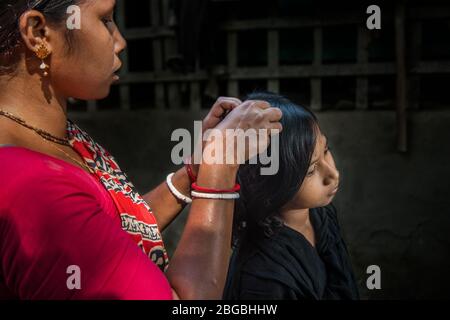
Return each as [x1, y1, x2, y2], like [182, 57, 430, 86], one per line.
[0, 146, 113, 218]
[1, 145, 75, 167]
[0, 146, 96, 186]
[0, 146, 171, 300]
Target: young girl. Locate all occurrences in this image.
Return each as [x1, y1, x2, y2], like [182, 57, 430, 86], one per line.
[223, 92, 360, 300]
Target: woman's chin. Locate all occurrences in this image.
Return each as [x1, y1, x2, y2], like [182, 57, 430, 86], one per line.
[86, 88, 111, 101]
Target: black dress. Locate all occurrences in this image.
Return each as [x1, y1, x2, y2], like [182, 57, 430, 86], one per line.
[223, 204, 360, 300]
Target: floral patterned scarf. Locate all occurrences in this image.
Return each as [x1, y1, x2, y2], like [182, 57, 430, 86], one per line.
[66, 119, 169, 272]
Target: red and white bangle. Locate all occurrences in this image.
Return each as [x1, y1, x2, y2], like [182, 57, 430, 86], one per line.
[183, 156, 240, 200]
[183, 156, 197, 183]
[191, 182, 241, 193]
[191, 190, 240, 200]
[190, 182, 241, 200]
[166, 172, 192, 204]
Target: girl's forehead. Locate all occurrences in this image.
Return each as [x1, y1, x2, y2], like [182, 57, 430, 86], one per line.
[311, 132, 327, 160]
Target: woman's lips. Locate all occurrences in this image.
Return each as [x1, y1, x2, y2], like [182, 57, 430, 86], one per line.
[112, 62, 122, 82]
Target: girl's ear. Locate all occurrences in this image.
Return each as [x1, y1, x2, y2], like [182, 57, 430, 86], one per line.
[18, 10, 54, 55]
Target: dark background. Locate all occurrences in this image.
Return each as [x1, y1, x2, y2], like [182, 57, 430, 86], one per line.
[68, 0, 450, 299]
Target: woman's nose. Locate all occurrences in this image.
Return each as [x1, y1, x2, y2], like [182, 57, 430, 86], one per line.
[114, 28, 127, 54]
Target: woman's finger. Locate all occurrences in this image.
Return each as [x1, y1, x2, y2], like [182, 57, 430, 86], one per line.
[267, 122, 283, 133]
[262, 107, 283, 122]
[211, 99, 241, 118]
[249, 100, 271, 110]
[217, 96, 242, 106]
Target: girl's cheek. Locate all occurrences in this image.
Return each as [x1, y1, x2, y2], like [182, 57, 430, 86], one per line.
[311, 180, 326, 202]
[302, 183, 317, 204]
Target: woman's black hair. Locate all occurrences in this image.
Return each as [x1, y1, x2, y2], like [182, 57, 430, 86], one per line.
[0, 0, 81, 74]
[233, 91, 319, 246]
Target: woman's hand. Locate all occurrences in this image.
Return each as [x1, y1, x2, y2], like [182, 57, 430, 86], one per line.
[190, 97, 283, 174]
[202, 97, 242, 132]
[203, 99, 283, 168]
[189, 97, 242, 176]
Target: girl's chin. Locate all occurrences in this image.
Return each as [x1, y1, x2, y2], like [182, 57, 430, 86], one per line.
[320, 197, 334, 207]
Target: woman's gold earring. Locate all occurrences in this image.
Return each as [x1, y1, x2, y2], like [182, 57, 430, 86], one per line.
[35, 43, 50, 77]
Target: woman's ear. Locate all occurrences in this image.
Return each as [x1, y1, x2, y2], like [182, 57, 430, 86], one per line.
[18, 10, 53, 55]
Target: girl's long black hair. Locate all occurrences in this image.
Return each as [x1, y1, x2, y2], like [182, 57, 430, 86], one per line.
[233, 91, 319, 247]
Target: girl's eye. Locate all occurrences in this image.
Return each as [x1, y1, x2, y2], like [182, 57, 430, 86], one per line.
[307, 165, 317, 176]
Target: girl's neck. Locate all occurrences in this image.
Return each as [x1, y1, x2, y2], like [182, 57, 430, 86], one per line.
[280, 207, 316, 248]
[280, 207, 310, 230]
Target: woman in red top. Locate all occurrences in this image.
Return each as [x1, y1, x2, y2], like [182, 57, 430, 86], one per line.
[0, 0, 282, 299]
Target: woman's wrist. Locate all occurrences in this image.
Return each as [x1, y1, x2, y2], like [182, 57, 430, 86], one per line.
[186, 137, 241, 190]
[192, 163, 199, 179]
[172, 166, 192, 197]
[187, 157, 238, 185]
[176, 160, 239, 192]
[196, 163, 239, 190]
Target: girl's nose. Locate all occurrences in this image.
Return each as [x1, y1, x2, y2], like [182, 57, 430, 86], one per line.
[324, 160, 340, 186]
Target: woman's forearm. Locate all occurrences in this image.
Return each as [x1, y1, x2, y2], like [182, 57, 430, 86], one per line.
[142, 164, 198, 231]
[165, 163, 238, 300]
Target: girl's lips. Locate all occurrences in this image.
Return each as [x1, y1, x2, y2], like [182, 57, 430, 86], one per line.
[329, 186, 339, 196]
[112, 74, 120, 81]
